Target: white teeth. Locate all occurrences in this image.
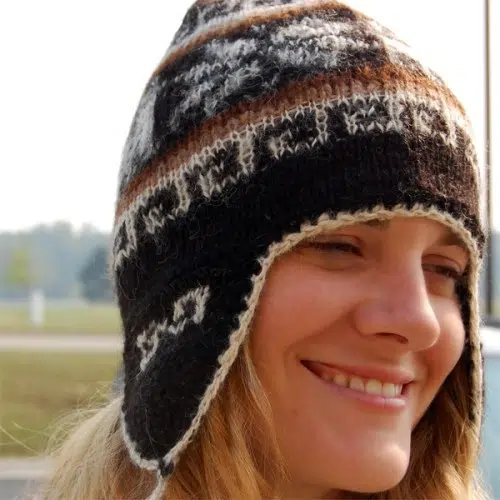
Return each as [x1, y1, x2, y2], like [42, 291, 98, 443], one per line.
[349, 377, 364, 392]
[333, 373, 348, 387]
[324, 372, 404, 398]
[365, 379, 383, 395]
[382, 383, 398, 398]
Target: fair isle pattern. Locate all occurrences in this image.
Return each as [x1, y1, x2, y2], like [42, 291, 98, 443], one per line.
[117, 0, 465, 194]
[120, 206, 483, 497]
[164, 0, 339, 66]
[136, 286, 210, 371]
[119, 76, 160, 193]
[114, 0, 485, 483]
[113, 89, 477, 270]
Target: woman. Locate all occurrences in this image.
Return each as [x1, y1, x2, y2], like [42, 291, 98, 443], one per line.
[42, 0, 488, 498]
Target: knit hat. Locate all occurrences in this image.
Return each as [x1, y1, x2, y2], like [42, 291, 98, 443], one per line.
[112, 0, 485, 489]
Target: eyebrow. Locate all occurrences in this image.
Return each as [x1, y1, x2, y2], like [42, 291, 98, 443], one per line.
[362, 219, 391, 229]
[360, 220, 468, 251]
[435, 231, 469, 252]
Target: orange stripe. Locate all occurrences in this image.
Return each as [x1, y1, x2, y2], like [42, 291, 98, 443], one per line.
[115, 63, 466, 221]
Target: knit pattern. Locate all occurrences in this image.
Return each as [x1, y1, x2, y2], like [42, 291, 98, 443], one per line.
[112, 0, 485, 489]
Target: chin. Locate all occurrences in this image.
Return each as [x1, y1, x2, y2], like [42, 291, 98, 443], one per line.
[339, 451, 410, 494]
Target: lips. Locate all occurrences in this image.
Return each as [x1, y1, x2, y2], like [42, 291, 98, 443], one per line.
[302, 359, 414, 399]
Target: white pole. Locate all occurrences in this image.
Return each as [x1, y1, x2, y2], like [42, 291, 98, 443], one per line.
[29, 288, 45, 327]
[484, 0, 492, 317]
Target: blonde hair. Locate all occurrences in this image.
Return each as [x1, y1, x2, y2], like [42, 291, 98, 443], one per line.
[41, 343, 489, 499]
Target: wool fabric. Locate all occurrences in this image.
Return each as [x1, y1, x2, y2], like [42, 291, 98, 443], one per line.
[111, 0, 485, 493]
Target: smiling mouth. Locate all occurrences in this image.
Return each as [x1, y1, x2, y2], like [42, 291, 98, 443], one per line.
[301, 359, 411, 400]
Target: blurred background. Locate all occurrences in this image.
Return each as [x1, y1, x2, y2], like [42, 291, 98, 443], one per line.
[0, 1, 498, 498]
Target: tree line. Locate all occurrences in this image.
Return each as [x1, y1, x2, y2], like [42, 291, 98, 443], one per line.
[0, 221, 498, 306]
[0, 221, 113, 301]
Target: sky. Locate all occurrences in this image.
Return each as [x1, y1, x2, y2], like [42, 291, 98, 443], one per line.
[1, 0, 498, 232]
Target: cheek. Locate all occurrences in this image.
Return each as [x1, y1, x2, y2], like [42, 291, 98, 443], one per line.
[428, 301, 465, 375]
[250, 255, 354, 375]
[415, 301, 465, 420]
[250, 258, 316, 383]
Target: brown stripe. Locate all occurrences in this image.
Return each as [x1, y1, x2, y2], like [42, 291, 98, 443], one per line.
[152, 1, 361, 77]
[115, 63, 467, 221]
[194, 0, 223, 5]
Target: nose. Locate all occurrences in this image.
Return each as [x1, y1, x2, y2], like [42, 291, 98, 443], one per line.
[351, 265, 441, 351]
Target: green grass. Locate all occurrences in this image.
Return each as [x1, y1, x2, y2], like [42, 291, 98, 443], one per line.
[0, 303, 121, 334]
[0, 351, 120, 457]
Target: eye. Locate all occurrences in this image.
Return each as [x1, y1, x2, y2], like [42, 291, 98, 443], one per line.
[306, 241, 362, 256]
[295, 238, 363, 271]
[423, 262, 465, 297]
[423, 262, 464, 282]
[431, 264, 463, 281]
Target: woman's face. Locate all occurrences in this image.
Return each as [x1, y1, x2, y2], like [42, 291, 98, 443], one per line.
[250, 216, 469, 498]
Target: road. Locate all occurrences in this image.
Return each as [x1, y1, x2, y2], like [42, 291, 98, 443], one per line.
[0, 458, 49, 499]
[0, 333, 121, 352]
[0, 479, 39, 499]
[0, 336, 119, 497]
